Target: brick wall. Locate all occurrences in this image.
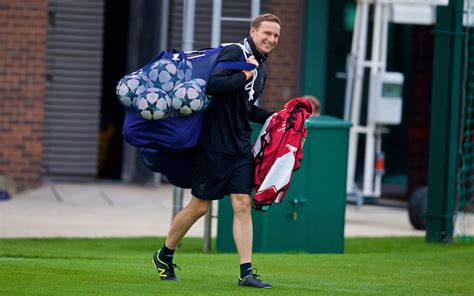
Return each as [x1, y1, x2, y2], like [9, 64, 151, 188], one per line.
[261, 0, 304, 111]
[0, 1, 47, 192]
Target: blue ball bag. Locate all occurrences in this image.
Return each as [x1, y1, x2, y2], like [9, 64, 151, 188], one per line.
[119, 43, 255, 188]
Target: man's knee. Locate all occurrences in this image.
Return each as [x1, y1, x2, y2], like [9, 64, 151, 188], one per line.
[231, 194, 252, 214]
[189, 197, 210, 217]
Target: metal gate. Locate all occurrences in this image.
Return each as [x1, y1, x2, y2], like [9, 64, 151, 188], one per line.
[458, 26, 474, 212]
[43, 0, 104, 181]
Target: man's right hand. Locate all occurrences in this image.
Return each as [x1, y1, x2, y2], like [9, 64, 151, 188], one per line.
[246, 55, 259, 68]
[243, 55, 259, 80]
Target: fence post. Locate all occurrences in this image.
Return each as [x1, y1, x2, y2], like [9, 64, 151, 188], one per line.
[426, 0, 464, 243]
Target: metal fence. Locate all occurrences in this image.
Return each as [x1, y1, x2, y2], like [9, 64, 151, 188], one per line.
[458, 27, 474, 213]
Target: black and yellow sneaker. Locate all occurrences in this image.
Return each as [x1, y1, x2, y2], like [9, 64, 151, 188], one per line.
[238, 270, 272, 288]
[152, 250, 179, 281]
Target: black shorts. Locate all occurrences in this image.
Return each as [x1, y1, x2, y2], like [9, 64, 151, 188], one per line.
[191, 148, 254, 200]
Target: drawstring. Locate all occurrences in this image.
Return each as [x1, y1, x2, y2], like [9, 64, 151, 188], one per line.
[242, 38, 256, 101]
[245, 70, 257, 101]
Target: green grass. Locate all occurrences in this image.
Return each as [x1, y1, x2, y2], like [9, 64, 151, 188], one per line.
[0, 237, 473, 295]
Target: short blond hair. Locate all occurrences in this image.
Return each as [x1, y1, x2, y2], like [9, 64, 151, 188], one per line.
[251, 13, 281, 29]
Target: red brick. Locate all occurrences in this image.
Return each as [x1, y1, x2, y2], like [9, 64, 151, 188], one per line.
[261, 0, 304, 111]
[0, 0, 47, 192]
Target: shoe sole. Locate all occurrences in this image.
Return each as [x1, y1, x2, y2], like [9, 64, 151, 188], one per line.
[238, 285, 272, 289]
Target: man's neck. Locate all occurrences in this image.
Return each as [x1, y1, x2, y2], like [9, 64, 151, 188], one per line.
[246, 37, 267, 62]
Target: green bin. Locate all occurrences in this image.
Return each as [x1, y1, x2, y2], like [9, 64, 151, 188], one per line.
[216, 116, 352, 253]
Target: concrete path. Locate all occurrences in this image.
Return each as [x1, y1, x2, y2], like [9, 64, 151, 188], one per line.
[0, 183, 472, 238]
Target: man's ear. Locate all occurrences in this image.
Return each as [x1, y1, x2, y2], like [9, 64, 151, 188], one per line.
[250, 26, 256, 38]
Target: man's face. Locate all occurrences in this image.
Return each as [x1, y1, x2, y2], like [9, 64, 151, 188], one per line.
[250, 21, 280, 55]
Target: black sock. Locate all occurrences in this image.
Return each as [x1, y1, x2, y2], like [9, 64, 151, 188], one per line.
[240, 262, 252, 279]
[158, 244, 175, 264]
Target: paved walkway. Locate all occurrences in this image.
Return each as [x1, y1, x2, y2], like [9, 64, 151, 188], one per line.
[0, 183, 472, 238]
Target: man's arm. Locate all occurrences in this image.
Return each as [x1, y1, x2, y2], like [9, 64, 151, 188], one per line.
[249, 105, 273, 124]
[206, 45, 248, 96]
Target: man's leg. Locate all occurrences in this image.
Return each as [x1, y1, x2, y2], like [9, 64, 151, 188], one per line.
[230, 193, 253, 264]
[153, 196, 210, 280]
[166, 196, 211, 248]
[231, 193, 272, 288]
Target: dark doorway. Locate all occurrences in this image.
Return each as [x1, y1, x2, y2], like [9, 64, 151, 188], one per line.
[99, 0, 130, 179]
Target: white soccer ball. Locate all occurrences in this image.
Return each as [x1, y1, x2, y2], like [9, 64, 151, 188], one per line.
[134, 88, 171, 120]
[151, 60, 180, 93]
[190, 79, 211, 110]
[171, 81, 206, 116]
[192, 78, 206, 87]
[202, 94, 212, 110]
[116, 75, 148, 108]
[177, 60, 193, 82]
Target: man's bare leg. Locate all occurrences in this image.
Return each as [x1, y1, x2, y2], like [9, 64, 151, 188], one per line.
[165, 196, 211, 249]
[230, 193, 272, 288]
[153, 196, 210, 281]
[230, 193, 253, 264]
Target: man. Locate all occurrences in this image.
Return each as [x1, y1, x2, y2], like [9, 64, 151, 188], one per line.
[303, 95, 321, 117]
[152, 13, 281, 289]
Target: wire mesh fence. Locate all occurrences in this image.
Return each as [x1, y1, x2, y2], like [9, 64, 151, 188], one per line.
[457, 19, 474, 239]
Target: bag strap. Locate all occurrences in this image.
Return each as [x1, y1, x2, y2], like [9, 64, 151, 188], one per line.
[170, 40, 259, 101]
[217, 39, 258, 101]
[216, 39, 255, 71]
[220, 40, 250, 59]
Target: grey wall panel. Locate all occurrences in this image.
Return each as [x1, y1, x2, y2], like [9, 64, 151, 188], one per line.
[43, 0, 104, 181]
